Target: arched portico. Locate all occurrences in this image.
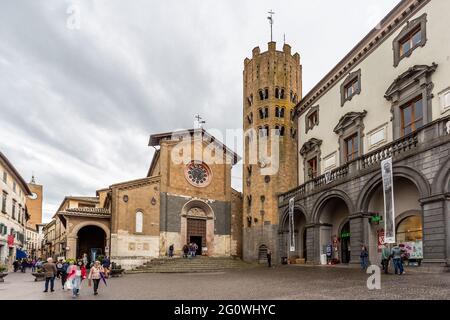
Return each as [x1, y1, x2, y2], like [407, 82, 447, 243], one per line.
[279, 205, 308, 262]
[66, 220, 111, 261]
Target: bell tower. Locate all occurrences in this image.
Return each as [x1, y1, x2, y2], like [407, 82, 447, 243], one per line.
[242, 41, 301, 262]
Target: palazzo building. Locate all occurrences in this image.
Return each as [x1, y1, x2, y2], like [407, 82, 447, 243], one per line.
[276, 0, 450, 270]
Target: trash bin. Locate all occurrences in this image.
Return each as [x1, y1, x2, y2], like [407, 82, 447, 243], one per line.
[281, 257, 288, 265]
[320, 254, 327, 265]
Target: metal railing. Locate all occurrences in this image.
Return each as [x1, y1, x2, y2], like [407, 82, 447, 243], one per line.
[279, 116, 450, 203]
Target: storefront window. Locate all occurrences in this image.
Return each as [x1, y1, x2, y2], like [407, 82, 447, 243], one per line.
[396, 215, 423, 261]
[396, 215, 422, 242]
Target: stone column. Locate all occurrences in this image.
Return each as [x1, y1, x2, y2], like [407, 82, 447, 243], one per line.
[305, 224, 320, 264]
[66, 236, 77, 260]
[349, 213, 370, 265]
[421, 196, 447, 268]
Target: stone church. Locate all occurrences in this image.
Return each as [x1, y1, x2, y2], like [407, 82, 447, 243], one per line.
[57, 129, 242, 269]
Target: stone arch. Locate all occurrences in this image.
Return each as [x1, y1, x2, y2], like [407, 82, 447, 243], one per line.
[431, 157, 450, 194]
[311, 189, 355, 223]
[279, 204, 309, 231]
[395, 209, 421, 228]
[69, 220, 110, 239]
[357, 165, 431, 212]
[181, 199, 214, 219]
[180, 199, 215, 256]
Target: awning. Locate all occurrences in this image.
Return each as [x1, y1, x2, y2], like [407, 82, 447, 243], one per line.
[16, 249, 27, 259]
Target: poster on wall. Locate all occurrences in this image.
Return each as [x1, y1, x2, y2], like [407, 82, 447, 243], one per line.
[381, 158, 396, 244]
[401, 241, 423, 259]
[289, 197, 295, 252]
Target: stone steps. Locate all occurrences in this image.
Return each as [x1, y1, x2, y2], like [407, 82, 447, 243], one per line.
[127, 256, 256, 274]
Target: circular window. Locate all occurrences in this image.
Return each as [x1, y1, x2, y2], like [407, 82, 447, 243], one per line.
[185, 161, 212, 187]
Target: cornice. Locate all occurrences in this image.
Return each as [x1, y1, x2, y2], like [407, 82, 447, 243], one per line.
[295, 0, 431, 118]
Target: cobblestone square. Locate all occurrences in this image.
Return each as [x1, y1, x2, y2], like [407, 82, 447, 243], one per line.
[1, 266, 449, 300]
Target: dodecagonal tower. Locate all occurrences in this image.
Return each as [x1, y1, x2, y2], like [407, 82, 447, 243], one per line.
[242, 41, 301, 262]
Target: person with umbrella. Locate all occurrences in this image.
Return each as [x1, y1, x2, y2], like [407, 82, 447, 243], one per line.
[88, 260, 106, 296]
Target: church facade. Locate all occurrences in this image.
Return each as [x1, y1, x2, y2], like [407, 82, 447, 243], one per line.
[51, 129, 242, 270]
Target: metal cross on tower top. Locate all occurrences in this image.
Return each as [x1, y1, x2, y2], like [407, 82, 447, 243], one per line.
[194, 114, 206, 129]
[267, 10, 275, 42]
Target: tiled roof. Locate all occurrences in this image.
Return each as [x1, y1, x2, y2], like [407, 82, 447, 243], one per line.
[59, 207, 111, 217]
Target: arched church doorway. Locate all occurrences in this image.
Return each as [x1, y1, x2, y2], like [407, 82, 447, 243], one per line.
[187, 218, 206, 256]
[77, 225, 106, 264]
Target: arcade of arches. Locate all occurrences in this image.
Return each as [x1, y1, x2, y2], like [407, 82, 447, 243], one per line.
[279, 175, 433, 267]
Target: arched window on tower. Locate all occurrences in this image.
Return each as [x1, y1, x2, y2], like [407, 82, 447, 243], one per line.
[280, 108, 285, 118]
[259, 90, 264, 101]
[135, 211, 143, 233]
[264, 88, 269, 100]
[280, 88, 285, 99]
[247, 112, 253, 124]
[275, 88, 280, 99]
[280, 126, 285, 136]
[275, 106, 280, 117]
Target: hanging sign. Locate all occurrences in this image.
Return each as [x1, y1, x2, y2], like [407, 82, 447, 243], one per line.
[7, 234, 15, 248]
[381, 158, 395, 244]
[289, 197, 295, 252]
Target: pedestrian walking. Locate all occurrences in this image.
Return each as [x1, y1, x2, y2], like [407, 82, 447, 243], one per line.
[31, 259, 37, 272]
[102, 256, 111, 278]
[182, 244, 189, 258]
[56, 259, 69, 290]
[13, 260, 19, 272]
[42, 258, 57, 293]
[381, 244, 391, 274]
[88, 260, 105, 296]
[66, 260, 87, 299]
[21, 259, 27, 273]
[168, 244, 174, 258]
[360, 246, 369, 270]
[192, 243, 198, 257]
[267, 249, 272, 268]
[391, 244, 405, 275]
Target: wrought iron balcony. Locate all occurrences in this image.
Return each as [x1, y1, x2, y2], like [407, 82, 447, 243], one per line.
[279, 115, 450, 205]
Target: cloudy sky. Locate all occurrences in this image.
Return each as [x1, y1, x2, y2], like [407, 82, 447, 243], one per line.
[0, 0, 400, 222]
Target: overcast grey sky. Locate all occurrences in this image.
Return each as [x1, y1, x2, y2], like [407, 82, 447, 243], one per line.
[0, 0, 400, 222]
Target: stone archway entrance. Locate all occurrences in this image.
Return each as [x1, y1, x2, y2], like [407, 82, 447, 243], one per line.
[181, 200, 214, 256]
[77, 225, 106, 264]
[187, 217, 206, 255]
[315, 197, 351, 264]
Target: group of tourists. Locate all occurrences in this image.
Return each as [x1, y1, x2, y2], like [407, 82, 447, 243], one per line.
[12, 258, 42, 273]
[41, 255, 111, 298]
[182, 242, 199, 258]
[360, 243, 407, 275]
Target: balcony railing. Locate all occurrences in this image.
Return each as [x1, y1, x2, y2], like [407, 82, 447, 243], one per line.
[279, 115, 450, 204]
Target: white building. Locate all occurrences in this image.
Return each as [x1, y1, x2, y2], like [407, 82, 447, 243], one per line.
[278, 0, 450, 270]
[0, 151, 32, 268]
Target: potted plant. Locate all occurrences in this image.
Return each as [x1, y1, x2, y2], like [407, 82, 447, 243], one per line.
[32, 267, 46, 282]
[0, 264, 8, 282]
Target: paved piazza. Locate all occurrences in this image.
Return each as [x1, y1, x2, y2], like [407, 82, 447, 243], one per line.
[1, 265, 450, 300]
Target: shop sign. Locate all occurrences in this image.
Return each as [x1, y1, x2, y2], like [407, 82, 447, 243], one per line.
[341, 232, 350, 239]
[7, 234, 15, 248]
